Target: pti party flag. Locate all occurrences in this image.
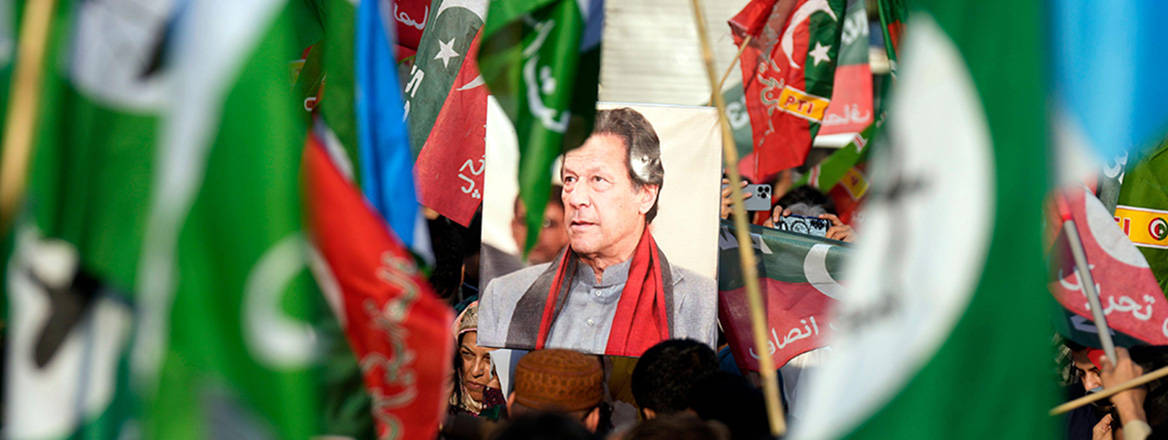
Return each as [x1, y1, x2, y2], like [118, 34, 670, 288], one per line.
[305, 132, 453, 440]
[131, 1, 338, 437]
[1115, 140, 1168, 295]
[817, 0, 872, 137]
[795, 123, 874, 224]
[730, 0, 847, 182]
[1050, 1, 1168, 163]
[1050, 187, 1168, 347]
[478, 0, 603, 253]
[717, 221, 848, 372]
[356, 0, 430, 255]
[874, 0, 905, 75]
[413, 30, 487, 226]
[791, 0, 1058, 438]
[392, 0, 433, 59]
[403, 0, 485, 157]
[3, 0, 172, 437]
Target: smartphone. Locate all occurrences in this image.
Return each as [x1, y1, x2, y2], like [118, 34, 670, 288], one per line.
[775, 214, 831, 238]
[723, 183, 772, 211]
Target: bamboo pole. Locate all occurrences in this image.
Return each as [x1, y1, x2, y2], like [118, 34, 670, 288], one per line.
[1050, 364, 1168, 416]
[708, 34, 751, 105]
[689, 1, 785, 436]
[0, 0, 58, 232]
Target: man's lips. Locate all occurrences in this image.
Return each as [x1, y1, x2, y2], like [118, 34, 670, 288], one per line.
[570, 220, 597, 229]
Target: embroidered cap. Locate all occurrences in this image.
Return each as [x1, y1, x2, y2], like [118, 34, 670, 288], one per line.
[513, 349, 604, 412]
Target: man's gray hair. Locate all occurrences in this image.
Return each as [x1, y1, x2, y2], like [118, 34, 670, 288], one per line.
[592, 108, 664, 223]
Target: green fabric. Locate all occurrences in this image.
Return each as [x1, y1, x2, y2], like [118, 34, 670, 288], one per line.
[403, 0, 484, 158]
[796, 123, 875, 191]
[843, 1, 1057, 438]
[1117, 140, 1168, 295]
[478, 0, 598, 254]
[875, 0, 906, 74]
[142, 3, 331, 438]
[318, 0, 361, 184]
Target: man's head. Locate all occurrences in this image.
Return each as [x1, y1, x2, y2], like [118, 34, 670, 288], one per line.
[631, 339, 718, 419]
[511, 186, 568, 264]
[508, 349, 605, 431]
[561, 108, 663, 262]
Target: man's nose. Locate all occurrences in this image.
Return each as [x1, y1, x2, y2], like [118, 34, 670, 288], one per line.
[567, 184, 590, 207]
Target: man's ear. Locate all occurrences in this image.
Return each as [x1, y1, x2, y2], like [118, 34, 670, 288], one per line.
[637, 184, 660, 215]
[584, 406, 601, 432]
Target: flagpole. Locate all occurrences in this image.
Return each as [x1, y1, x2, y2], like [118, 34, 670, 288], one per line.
[0, 0, 57, 232]
[689, 1, 786, 436]
[1056, 195, 1118, 362]
[708, 34, 751, 105]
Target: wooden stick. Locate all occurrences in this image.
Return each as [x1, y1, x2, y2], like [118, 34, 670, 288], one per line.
[709, 34, 751, 105]
[1050, 364, 1168, 415]
[0, 0, 59, 231]
[689, 1, 785, 437]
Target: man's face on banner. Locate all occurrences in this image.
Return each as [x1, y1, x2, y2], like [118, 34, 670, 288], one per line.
[562, 134, 657, 260]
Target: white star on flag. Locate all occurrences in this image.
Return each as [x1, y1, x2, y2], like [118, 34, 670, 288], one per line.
[434, 38, 460, 69]
[809, 41, 832, 66]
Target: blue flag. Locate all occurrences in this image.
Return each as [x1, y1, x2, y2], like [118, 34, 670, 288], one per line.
[1051, 1, 1168, 160]
[355, 0, 427, 254]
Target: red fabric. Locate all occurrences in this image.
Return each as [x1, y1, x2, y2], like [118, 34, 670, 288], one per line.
[1087, 349, 1105, 370]
[304, 133, 453, 440]
[720, 277, 834, 371]
[818, 64, 873, 136]
[391, 0, 430, 58]
[535, 227, 670, 356]
[414, 30, 486, 226]
[730, 0, 834, 182]
[1048, 187, 1168, 345]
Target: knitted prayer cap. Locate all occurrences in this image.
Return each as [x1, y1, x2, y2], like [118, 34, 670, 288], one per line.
[513, 349, 604, 412]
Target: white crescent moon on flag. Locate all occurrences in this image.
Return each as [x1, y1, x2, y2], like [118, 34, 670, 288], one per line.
[436, 0, 486, 22]
[780, 0, 838, 69]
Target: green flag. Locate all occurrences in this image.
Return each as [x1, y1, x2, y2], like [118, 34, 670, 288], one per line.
[403, 0, 485, 158]
[132, 1, 336, 437]
[1114, 140, 1168, 296]
[791, 1, 1057, 438]
[4, 0, 170, 436]
[477, 0, 602, 253]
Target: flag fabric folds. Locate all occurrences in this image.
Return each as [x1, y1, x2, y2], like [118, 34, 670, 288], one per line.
[730, 0, 847, 182]
[305, 132, 453, 440]
[717, 221, 848, 372]
[356, 0, 428, 255]
[795, 123, 874, 224]
[817, 0, 872, 137]
[477, 0, 603, 253]
[791, 0, 1057, 438]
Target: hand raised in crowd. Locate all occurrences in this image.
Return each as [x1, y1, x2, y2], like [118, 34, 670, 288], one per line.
[720, 178, 752, 219]
[1100, 348, 1148, 429]
[820, 213, 855, 243]
[1092, 413, 1114, 440]
[762, 205, 791, 228]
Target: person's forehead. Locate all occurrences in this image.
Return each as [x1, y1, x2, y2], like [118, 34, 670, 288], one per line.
[563, 134, 627, 170]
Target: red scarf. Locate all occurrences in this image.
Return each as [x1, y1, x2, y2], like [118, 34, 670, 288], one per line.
[533, 226, 671, 356]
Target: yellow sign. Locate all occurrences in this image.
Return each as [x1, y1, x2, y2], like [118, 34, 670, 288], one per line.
[839, 167, 868, 200]
[1114, 205, 1168, 249]
[778, 86, 830, 122]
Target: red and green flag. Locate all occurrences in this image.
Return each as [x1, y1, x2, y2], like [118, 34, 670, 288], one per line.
[817, 0, 873, 137]
[717, 221, 848, 371]
[875, 0, 906, 75]
[477, 0, 603, 253]
[730, 0, 847, 182]
[1113, 140, 1168, 295]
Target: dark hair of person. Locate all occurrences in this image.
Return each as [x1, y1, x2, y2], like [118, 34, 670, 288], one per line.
[625, 413, 731, 440]
[631, 339, 718, 414]
[687, 372, 770, 440]
[590, 108, 664, 223]
[775, 185, 836, 215]
[489, 412, 596, 440]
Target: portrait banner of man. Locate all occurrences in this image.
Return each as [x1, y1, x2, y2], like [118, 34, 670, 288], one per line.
[478, 101, 722, 357]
